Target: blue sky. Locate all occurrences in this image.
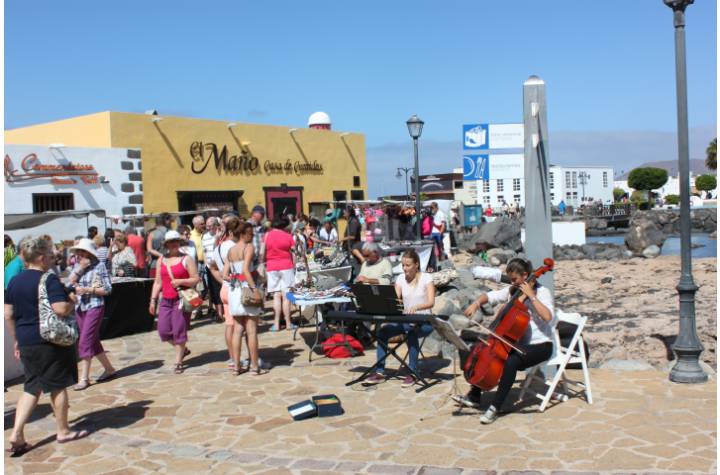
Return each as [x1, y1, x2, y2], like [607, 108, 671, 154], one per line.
[5, 1, 717, 197]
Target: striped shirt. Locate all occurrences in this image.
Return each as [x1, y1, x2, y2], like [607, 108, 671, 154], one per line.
[72, 261, 112, 311]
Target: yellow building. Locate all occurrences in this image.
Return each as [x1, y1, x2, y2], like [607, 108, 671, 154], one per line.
[5, 111, 367, 219]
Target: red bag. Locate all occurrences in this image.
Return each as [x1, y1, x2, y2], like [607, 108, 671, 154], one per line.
[322, 333, 364, 359]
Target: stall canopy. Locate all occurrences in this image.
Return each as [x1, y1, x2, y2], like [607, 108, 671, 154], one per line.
[4, 209, 107, 231]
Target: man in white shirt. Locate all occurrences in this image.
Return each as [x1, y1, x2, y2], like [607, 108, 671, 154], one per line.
[430, 202, 447, 260]
[201, 217, 222, 321]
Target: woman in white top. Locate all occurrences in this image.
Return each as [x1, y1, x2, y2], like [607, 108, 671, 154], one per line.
[223, 222, 265, 376]
[365, 250, 435, 388]
[208, 216, 241, 371]
[457, 257, 555, 424]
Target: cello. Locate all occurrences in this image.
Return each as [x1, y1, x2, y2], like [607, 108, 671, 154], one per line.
[463, 258, 554, 391]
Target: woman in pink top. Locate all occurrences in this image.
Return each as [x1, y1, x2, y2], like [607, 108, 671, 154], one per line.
[264, 216, 296, 331]
[149, 231, 200, 374]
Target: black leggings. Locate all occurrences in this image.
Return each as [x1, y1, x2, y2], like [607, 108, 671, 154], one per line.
[468, 341, 553, 410]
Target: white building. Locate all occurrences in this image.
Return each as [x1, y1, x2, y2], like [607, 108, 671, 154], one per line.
[454, 164, 614, 209]
[549, 165, 614, 207]
[4, 144, 141, 242]
[615, 173, 717, 200]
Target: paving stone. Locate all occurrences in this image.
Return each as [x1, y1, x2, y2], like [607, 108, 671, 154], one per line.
[229, 452, 267, 464]
[169, 444, 206, 458]
[367, 463, 419, 474]
[417, 466, 463, 475]
[290, 458, 336, 470]
[334, 461, 368, 472]
[263, 457, 294, 467]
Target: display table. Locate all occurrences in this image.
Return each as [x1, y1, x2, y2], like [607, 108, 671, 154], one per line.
[286, 291, 353, 362]
[100, 278, 155, 340]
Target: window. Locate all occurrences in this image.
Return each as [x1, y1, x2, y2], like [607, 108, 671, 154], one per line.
[332, 190, 347, 202]
[550, 193, 555, 201]
[350, 190, 365, 201]
[549, 172, 554, 189]
[513, 194, 521, 203]
[513, 178, 521, 191]
[454, 180, 464, 189]
[566, 192, 573, 203]
[497, 195, 504, 203]
[32, 193, 74, 213]
[482, 181, 490, 193]
[483, 195, 490, 204]
[353, 176, 361, 187]
[572, 192, 578, 203]
[603, 171, 608, 188]
[496, 179, 504, 192]
[565, 171, 571, 188]
[572, 171, 577, 188]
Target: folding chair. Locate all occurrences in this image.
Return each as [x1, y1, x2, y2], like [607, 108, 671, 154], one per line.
[519, 310, 592, 412]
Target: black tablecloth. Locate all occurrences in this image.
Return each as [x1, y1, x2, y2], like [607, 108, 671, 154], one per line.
[100, 279, 154, 339]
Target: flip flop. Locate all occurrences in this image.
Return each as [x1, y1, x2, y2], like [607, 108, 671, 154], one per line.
[57, 430, 89, 444]
[73, 379, 90, 391]
[248, 367, 268, 376]
[269, 325, 279, 332]
[183, 348, 191, 358]
[174, 364, 184, 374]
[6, 441, 33, 457]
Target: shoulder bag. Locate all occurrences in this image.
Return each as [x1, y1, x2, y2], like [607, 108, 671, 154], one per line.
[38, 272, 79, 346]
[165, 257, 202, 313]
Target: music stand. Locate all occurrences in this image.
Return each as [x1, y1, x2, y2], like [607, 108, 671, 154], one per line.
[349, 284, 403, 315]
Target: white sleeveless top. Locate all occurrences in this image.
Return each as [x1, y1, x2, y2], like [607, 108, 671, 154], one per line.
[396, 272, 433, 315]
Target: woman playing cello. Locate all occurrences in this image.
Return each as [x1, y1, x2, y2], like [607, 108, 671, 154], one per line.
[456, 258, 555, 424]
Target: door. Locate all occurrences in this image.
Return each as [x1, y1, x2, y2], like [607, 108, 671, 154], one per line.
[264, 187, 303, 219]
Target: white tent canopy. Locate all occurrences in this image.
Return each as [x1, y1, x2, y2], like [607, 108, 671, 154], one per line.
[4, 209, 106, 231]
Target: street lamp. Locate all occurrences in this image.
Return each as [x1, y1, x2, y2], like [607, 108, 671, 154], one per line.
[663, 0, 706, 383]
[396, 167, 414, 200]
[406, 114, 424, 240]
[578, 171, 591, 203]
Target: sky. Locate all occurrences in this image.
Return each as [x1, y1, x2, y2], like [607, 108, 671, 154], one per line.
[5, 1, 718, 198]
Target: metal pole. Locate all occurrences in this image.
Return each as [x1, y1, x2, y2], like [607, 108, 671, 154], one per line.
[665, 0, 706, 383]
[413, 138, 421, 240]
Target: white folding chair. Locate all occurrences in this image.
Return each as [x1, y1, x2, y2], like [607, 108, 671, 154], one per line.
[519, 310, 592, 412]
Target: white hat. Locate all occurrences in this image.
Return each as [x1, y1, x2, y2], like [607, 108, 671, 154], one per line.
[163, 230, 186, 245]
[70, 238, 99, 259]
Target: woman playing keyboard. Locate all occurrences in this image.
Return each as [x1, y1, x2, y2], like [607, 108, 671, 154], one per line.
[365, 250, 435, 388]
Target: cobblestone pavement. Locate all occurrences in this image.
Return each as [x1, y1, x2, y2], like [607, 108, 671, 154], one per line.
[4, 314, 717, 474]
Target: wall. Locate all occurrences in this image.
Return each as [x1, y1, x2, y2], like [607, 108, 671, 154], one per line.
[550, 166, 614, 206]
[107, 113, 366, 215]
[521, 221, 586, 246]
[4, 144, 136, 241]
[5, 112, 112, 148]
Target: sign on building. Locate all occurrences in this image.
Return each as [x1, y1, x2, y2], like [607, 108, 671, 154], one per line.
[462, 123, 524, 150]
[463, 154, 489, 180]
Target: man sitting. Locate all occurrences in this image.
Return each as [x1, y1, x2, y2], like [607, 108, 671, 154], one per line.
[354, 242, 393, 285]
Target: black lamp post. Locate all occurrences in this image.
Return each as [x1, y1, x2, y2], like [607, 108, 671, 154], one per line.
[396, 167, 414, 200]
[406, 114, 424, 240]
[663, 0, 707, 383]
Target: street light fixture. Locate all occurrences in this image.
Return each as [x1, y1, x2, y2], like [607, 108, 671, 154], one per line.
[578, 171, 591, 202]
[406, 114, 424, 240]
[663, 0, 706, 384]
[396, 167, 414, 200]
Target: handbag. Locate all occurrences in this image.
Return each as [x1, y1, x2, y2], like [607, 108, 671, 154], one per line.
[38, 272, 79, 347]
[164, 257, 202, 313]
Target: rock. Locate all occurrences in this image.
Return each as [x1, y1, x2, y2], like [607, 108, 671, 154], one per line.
[432, 294, 462, 317]
[600, 359, 655, 371]
[457, 218, 522, 252]
[600, 276, 612, 284]
[625, 217, 666, 255]
[642, 245, 661, 258]
[448, 314, 471, 331]
[488, 256, 502, 267]
[711, 230, 717, 239]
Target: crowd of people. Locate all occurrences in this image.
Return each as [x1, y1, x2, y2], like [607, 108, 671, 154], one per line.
[3, 200, 557, 455]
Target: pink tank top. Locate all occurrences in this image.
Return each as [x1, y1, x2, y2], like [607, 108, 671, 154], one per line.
[160, 257, 190, 300]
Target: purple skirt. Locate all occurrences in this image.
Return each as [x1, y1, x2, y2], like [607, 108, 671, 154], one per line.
[157, 298, 189, 345]
[76, 306, 106, 359]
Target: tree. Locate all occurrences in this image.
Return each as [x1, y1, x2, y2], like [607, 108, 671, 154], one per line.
[665, 194, 680, 205]
[613, 187, 626, 202]
[695, 174, 717, 198]
[706, 138, 716, 170]
[628, 167, 669, 208]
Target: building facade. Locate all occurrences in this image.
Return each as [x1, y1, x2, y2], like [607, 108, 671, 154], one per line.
[5, 111, 367, 220]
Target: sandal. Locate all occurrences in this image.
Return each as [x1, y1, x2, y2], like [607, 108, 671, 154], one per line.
[248, 366, 267, 376]
[57, 430, 90, 444]
[269, 325, 279, 332]
[6, 441, 33, 457]
[96, 370, 116, 383]
[73, 379, 90, 391]
[174, 364, 184, 374]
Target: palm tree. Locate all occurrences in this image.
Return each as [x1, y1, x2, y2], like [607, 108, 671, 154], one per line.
[706, 138, 716, 170]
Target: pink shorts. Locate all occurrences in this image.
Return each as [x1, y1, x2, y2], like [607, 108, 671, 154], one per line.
[220, 283, 234, 326]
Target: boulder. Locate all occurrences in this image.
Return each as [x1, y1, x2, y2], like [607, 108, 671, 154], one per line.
[711, 230, 717, 239]
[625, 218, 666, 255]
[457, 218, 522, 252]
[600, 359, 655, 371]
[642, 245, 661, 258]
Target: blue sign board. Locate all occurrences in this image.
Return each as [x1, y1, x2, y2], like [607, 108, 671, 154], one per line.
[463, 154, 489, 181]
[463, 124, 488, 150]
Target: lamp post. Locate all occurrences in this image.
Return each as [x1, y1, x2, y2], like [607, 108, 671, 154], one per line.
[663, 0, 706, 383]
[578, 171, 591, 203]
[396, 167, 414, 200]
[406, 115, 424, 240]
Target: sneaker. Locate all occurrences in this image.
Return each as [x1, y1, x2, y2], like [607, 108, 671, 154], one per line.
[365, 373, 385, 385]
[451, 394, 481, 410]
[401, 375, 416, 388]
[480, 405, 499, 425]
